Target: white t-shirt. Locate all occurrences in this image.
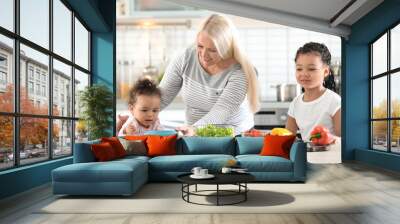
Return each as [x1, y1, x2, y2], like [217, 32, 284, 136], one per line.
[288, 89, 341, 141]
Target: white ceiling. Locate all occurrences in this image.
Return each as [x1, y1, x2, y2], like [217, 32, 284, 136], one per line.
[167, 0, 384, 38]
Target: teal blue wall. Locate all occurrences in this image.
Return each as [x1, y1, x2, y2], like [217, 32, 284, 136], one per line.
[343, 0, 400, 171]
[0, 0, 116, 200]
[0, 158, 72, 199]
[91, 0, 116, 135]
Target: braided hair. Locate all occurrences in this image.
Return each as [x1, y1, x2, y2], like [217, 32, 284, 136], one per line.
[128, 77, 161, 105]
[295, 42, 336, 92]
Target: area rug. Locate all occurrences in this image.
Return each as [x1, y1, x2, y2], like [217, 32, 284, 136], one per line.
[37, 183, 361, 214]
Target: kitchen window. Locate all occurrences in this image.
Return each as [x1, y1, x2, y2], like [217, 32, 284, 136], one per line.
[0, 0, 91, 171]
[370, 22, 400, 154]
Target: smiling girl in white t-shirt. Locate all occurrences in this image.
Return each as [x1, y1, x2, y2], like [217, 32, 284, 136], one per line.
[286, 42, 341, 141]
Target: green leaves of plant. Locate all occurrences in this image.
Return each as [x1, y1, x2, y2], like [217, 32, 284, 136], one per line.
[79, 84, 113, 140]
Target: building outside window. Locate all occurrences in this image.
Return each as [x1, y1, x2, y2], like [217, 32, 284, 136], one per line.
[35, 83, 40, 95]
[35, 70, 40, 81]
[28, 66, 34, 79]
[0, 54, 7, 90]
[41, 73, 46, 83]
[42, 85, 46, 97]
[0, 0, 91, 170]
[28, 81, 34, 94]
[0, 71, 6, 84]
[370, 23, 400, 154]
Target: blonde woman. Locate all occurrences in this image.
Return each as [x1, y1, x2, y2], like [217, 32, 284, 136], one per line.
[117, 14, 259, 136]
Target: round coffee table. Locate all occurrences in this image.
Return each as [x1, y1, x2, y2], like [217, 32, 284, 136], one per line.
[177, 172, 255, 206]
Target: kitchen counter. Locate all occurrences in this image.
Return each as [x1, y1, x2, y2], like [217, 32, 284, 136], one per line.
[307, 138, 342, 164]
[260, 101, 291, 109]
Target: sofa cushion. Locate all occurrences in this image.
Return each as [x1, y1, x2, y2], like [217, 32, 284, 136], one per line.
[101, 137, 127, 158]
[119, 138, 147, 156]
[125, 135, 148, 141]
[260, 135, 296, 159]
[148, 154, 235, 172]
[236, 155, 293, 172]
[74, 140, 100, 163]
[91, 142, 118, 161]
[52, 160, 146, 183]
[235, 137, 264, 155]
[146, 135, 177, 157]
[179, 137, 235, 155]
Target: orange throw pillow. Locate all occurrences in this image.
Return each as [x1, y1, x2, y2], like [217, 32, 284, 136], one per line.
[91, 142, 117, 161]
[146, 135, 177, 157]
[260, 134, 296, 159]
[101, 137, 126, 158]
[125, 135, 149, 141]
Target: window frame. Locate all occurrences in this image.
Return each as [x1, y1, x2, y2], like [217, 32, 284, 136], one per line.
[0, 0, 92, 171]
[370, 20, 400, 154]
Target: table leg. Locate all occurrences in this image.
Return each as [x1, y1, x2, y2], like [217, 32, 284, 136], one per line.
[245, 183, 247, 201]
[187, 184, 190, 202]
[217, 184, 219, 206]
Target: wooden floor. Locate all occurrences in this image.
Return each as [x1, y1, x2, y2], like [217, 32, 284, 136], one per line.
[1, 162, 400, 224]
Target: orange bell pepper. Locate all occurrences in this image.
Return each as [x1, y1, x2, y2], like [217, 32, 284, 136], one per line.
[309, 125, 334, 145]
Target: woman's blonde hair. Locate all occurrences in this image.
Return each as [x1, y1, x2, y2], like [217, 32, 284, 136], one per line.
[198, 14, 260, 113]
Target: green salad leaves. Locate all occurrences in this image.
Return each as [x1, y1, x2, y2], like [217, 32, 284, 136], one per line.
[195, 124, 234, 137]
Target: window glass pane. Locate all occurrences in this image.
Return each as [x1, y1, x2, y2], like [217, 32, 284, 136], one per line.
[74, 18, 89, 70]
[53, 119, 72, 158]
[372, 121, 388, 151]
[20, 117, 49, 165]
[391, 120, 400, 153]
[74, 69, 89, 118]
[53, 0, 72, 60]
[392, 72, 400, 118]
[75, 120, 88, 143]
[20, 44, 49, 115]
[0, 0, 14, 31]
[372, 77, 387, 119]
[0, 116, 13, 170]
[0, 35, 14, 112]
[372, 34, 387, 76]
[391, 24, 400, 70]
[20, 0, 49, 49]
[53, 59, 72, 116]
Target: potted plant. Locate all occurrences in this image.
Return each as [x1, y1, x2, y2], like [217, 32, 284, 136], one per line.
[79, 84, 113, 140]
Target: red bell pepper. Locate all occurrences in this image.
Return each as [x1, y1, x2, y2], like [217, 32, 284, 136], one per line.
[244, 129, 262, 137]
[309, 125, 334, 145]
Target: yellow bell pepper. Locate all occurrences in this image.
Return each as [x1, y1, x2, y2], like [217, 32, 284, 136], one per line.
[270, 128, 293, 136]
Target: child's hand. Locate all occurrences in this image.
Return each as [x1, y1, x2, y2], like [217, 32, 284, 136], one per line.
[125, 122, 137, 135]
[117, 114, 129, 133]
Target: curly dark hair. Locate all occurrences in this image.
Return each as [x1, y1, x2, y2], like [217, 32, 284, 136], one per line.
[128, 77, 161, 105]
[295, 42, 336, 92]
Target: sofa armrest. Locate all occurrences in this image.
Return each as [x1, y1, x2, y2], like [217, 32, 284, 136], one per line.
[289, 141, 307, 181]
[73, 140, 100, 163]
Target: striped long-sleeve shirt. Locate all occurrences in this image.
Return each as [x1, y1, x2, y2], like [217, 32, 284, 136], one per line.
[159, 46, 254, 135]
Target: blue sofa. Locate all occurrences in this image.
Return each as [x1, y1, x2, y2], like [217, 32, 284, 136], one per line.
[52, 137, 306, 196]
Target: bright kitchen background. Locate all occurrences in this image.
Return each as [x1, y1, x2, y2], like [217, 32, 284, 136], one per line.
[115, 0, 342, 130]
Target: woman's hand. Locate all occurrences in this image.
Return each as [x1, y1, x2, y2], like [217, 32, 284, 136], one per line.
[175, 125, 195, 136]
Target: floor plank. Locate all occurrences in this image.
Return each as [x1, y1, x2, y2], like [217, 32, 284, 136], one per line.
[1, 162, 400, 224]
